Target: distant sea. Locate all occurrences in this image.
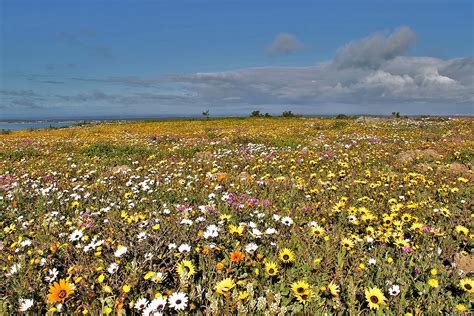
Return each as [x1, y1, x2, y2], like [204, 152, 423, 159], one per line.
[0, 121, 75, 131]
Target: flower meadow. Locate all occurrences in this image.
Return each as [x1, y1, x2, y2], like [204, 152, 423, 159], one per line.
[0, 117, 473, 315]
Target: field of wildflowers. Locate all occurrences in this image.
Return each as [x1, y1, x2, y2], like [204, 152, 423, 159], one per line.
[0, 117, 472, 314]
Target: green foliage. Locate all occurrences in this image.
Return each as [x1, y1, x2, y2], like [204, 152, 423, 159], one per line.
[0, 147, 41, 160]
[80, 142, 152, 158]
[331, 120, 349, 129]
[282, 111, 295, 117]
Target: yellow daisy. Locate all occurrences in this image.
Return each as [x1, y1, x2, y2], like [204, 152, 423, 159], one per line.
[365, 287, 386, 310]
[264, 261, 279, 277]
[459, 278, 474, 293]
[215, 278, 235, 297]
[278, 248, 295, 263]
[176, 259, 195, 278]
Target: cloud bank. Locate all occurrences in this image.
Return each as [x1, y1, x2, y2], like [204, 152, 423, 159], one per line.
[2, 26, 473, 118]
[170, 27, 472, 112]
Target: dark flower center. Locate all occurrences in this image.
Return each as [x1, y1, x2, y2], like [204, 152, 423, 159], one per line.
[283, 255, 289, 260]
[297, 287, 305, 293]
[58, 290, 67, 299]
[370, 295, 379, 303]
[176, 299, 182, 304]
[465, 284, 472, 290]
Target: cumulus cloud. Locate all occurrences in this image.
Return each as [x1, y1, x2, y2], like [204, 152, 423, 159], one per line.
[167, 26, 472, 113]
[333, 26, 417, 69]
[266, 32, 304, 56]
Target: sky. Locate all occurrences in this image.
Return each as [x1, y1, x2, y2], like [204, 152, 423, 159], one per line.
[0, 0, 473, 119]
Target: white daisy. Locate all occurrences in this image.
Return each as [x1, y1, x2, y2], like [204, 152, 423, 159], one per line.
[107, 262, 119, 274]
[69, 229, 83, 242]
[137, 231, 147, 241]
[389, 284, 400, 296]
[134, 298, 149, 311]
[9, 263, 21, 275]
[245, 243, 258, 253]
[281, 216, 293, 226]
[180, 219, 193, 226]
[203, 224, 219, 239]
[18, 298, 34, 312]
[148, 296, 167, 311]
[142, 305, 162, 316]
[168, 292, 188, 311]
[265, 228, 276, 235]
[45, 268, 59, 283]
[114, 246, 127, 257]
[348, 215, 358, 223]
[178, 243, 191, 253]
[20, 239, 32, 247]
[251, 228, 262, 238]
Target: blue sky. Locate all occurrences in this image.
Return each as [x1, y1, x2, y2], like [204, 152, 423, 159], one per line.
[1, 0, 473, 119]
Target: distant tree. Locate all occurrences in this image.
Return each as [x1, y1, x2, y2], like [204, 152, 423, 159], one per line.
[396, 112, 400, 118]
[336, 114, 348, 119]
[282, 110, 295, 117]
[202, 110, 210, 120]
[264, 112, 271, 117]
[250, 110, 261, 117]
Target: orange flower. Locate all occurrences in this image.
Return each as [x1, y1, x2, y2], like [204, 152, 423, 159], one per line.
[47, 279, 74, 303]
[230, 251, 245, 263]
[216, 262, 225, 270]
[202, 247, 210, 255]
[50, 243, 57, 253]
[115, 300, 124, 313]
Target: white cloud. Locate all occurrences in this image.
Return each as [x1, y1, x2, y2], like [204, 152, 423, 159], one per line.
[168, 27, 472, 113]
